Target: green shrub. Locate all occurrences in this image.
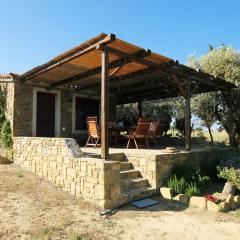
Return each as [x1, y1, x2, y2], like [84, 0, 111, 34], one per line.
[167, 175, 187, 195]
[1, 120, 13, 149]
[16, 171, 24, 178]
[70, 232, 90, 240]
[184, 182, 201, 197]
[0, 111, 6, 128]
[218, 166, 240, 190]
[172, 164, 211, 188]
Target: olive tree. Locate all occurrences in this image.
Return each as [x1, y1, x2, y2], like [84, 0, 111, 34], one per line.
[188, 45, 240, 147]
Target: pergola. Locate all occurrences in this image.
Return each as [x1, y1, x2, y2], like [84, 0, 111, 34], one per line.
[19, 33, 235, 159]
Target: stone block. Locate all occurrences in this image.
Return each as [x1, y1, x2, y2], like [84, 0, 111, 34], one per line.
[67, 168, 76, 178]
[189, 196, 207, 210]
[234, 195, 240, 205]
[225, 194, 234, 206]
[219, 201, 231, 211]
[160, 187, 173, 200]
[173, 194, 189, 204]
[207, 201, 221, 212]
[86, 177, 99, 184]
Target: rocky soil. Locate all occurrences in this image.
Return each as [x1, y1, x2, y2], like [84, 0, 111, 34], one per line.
[0, 164, 240, 240]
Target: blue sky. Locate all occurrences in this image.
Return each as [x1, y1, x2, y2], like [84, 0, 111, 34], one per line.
[1, 0, 239, 74]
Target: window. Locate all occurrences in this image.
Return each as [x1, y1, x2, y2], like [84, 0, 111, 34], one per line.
[73, 95, 99, 132]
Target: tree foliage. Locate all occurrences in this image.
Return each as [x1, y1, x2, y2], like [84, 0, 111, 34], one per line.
[188, 45, 240, 146]
[0, 86, 12, 149]
[116, 100, 172, 125]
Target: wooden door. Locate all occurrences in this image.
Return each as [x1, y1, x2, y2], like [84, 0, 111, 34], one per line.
[36, 92, 55, 137]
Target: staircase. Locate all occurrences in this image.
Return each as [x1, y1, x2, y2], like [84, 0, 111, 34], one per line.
[119, 161, 154, 204]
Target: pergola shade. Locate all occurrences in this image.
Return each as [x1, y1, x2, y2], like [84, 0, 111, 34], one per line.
[19, 33, 235, 103]
[17, 33, 237, 158]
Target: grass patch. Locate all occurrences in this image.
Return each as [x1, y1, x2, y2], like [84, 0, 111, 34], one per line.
[235, 209, 240, 217]
[36, 226, 58, 240]
[103, 220, 117, 229]
[15, 171, 24, 178]
[69, 232, 91, 240]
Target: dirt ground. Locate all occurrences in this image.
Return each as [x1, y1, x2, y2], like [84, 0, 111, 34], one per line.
[0, 164, 240, 240]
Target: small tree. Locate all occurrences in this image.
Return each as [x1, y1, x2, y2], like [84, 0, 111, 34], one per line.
[192, 93, 215, 145]
[188, 45, 240, 147]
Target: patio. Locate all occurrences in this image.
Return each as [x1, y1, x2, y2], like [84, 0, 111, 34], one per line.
[17, 33, 235, 159]
[4, 33, 236, 208]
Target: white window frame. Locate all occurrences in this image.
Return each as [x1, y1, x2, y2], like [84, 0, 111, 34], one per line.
[72, 93, 100, 134]
[32, 87, 61, 137]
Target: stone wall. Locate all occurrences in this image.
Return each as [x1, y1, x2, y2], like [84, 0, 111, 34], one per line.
[11, 82, 117, 140]
[124, 148, 238, 190]
[13, 83, 33, 136]
[13, 137, 121, 209]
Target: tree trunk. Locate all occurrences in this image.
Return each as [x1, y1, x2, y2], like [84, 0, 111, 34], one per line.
[207, 126, 214, 145]
[220, 181, 236, 201]
[228, 132, 238, 147]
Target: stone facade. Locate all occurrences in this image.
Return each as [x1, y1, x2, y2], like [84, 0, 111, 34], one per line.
[13, 82, 33, 136]
[13, 137, 121, 209]
[123, 147, 238, 190]
[3, 81, 116, 140]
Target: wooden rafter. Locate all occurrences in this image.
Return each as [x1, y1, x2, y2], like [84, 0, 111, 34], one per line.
[51, 49, 151, 88]
[21, 34, 116, 82]
[77, 67, 154, 91]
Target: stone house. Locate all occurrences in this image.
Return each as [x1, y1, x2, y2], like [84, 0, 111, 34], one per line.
[0, 33, 236, 209]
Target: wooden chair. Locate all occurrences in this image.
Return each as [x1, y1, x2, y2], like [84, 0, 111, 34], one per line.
[126, 118, 151, 149]
[85, 116, 100, 148]
[148, 120, 169, 146]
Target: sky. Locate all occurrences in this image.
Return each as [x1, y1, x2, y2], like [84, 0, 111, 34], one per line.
[0, 0, 240, 74]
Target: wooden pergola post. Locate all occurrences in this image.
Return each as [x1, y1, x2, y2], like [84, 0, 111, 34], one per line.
[184, 82, 191, 151]
[137, 101, 142, 118]
[101, 46, 109, 159]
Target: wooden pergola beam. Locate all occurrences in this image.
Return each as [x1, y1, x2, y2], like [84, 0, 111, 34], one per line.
[77, 67, 154, 91]
[21, 34, 116, 82]
[114, 81, 172, 97]
[184, 81, 191, 151]
[51, 49, 150, 88]
[77, 61, 177, 92]
[101, 46, 109, 159]
[116, 88, 174, 104]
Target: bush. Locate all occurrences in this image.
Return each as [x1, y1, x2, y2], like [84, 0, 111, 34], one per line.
[1, 120, 13, 149]
[185, 182, 201, 197]
[218, 166, 240, 190]
[167, 175, 202, 197]
[167, 175, 187, 195]
[172, 164, 211, 187]
[0, 111, 6, 128]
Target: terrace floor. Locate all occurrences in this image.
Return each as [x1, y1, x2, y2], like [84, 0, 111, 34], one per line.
[81, 146, 212, 160]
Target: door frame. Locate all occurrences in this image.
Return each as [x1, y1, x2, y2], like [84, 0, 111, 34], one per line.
[32, 87, 61, 137]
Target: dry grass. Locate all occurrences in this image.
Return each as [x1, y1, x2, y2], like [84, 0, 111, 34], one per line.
[202, 130, 229, 143]
[0, 164, 240, 240]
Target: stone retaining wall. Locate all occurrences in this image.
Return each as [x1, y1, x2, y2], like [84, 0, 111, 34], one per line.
[124, 148, 238, 190]
[13, 137, 121, 209]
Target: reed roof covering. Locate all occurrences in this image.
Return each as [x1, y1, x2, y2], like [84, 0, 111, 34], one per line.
[19, 33, 235, 103]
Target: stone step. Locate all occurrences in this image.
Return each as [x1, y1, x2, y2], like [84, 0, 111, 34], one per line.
[108, 153, 126, 162]
[121, 186, 155, 204]
[121, 178, 149, 190]
[120, 169, 140, 179]
[120, 162, 133, 171]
